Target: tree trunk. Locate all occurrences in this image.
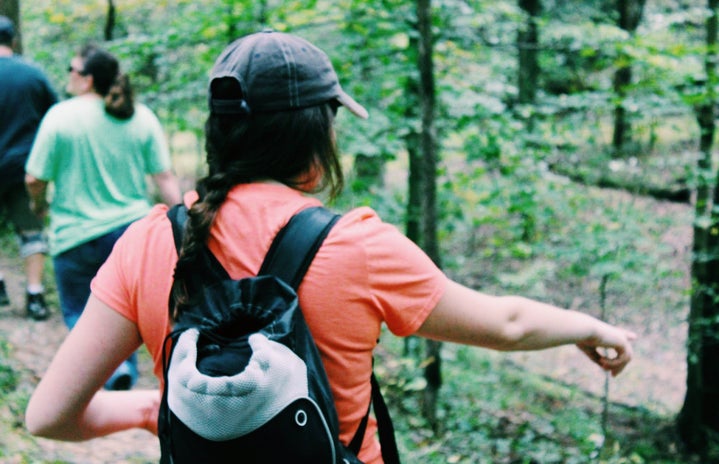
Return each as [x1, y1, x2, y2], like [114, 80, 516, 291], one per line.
[416, 0, 443, 429]
[611, 0, 646, 157]
[0, 0, 21, 53]
[612, 66, 631, 154]
[678, 0, 719, 456]
[517, 0, 540, 105]
[405, 34, 422, 246]
[402, 34, 423, 359]
[352, 154, 385, 193]
[104, 0, 115, 41]
[406, 141, 422, 244]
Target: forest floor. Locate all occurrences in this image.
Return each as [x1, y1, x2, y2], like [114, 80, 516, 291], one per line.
[0, 187, 691, 463]
[0, 251, 160, 464]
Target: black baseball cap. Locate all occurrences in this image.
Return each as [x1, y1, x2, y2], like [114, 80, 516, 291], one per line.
[0, 16, 15, 43]
[209, 30, 368, 119]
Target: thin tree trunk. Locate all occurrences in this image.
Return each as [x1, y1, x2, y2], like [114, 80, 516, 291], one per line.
[612, 66, 631, 154]
[104, 0, 115, 41]
[416, 0, 439, 273]
[517, 0, 540, 104]
[416, 0, 443, 430]
[611, 0, 646, 157]
[678, 0, 719, 456]
[517, 0, 540, 132]
[406, 141, 422, 245]
[403, 32, 423, 359]
[0, 0, 21, 53]
[405, 34, 422, 246]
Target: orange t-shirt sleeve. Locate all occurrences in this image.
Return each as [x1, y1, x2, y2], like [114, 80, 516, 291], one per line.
[340, 207, 447, 336]
[92, 204, 176, 321]
[91, 205, 176, 380]
[91, 225, 140, 323]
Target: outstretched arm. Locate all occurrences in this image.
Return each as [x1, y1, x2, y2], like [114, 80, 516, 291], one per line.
[416, 280, 636, 377]
[151, 170, 181, 205]
[25, 174, 49, 218]
[25, 295, 160, 440]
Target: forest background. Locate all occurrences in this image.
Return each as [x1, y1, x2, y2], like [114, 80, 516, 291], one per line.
[0, 0, 717, 463]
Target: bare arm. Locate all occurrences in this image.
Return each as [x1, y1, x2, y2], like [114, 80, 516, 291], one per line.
[416, 280, 636, 377]
[25, 295, 160, 440]
[151, 170, 181, 205]
[25, 174, 49, 218]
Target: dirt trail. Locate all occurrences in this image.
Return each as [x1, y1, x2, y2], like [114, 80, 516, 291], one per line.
[0, 251, 159, 464]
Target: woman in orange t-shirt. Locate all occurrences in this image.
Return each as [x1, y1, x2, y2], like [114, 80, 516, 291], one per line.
[25, 31, 636, 463]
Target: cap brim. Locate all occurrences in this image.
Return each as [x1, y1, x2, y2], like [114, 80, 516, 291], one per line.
[337, 91, 368, 119]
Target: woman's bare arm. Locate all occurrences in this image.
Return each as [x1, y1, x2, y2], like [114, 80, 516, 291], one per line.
[25, 295, 160, 440]
[416, 280, 636, 377]
[24, 174, 49, 217]
[151, 170, 181, 205]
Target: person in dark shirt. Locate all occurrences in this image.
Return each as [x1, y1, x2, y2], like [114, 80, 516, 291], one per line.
[0, 15, 57, 320]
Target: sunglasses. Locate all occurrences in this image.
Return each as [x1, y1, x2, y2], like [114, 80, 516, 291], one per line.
[67, 65, 87, 76]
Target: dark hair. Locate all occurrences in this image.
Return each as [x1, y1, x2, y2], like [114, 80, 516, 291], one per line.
[169, 78, 343, 319]
[0, 16, 14, 46]
[79, 44, 134, 119]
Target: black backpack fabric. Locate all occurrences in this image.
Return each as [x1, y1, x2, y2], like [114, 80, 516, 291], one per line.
[159, 205, 400, 464]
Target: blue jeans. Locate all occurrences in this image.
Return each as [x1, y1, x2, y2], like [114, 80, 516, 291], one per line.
[53, 224, 138, 390]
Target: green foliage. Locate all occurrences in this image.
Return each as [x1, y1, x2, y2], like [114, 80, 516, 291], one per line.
[376, 336, 691, 464]
[0, 340, 18, 394]
[20, 0, 707, 195]
[540, 22, 626, 95]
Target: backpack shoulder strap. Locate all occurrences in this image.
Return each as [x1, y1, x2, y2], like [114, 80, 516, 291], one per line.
[258, 206, 339, 289]
[166, 203, 188, 254]
[259, 206, 400, 462]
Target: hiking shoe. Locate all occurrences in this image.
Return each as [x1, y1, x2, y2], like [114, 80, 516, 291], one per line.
[0, 281, 9, 306]
[105, 360, 138, 391]
[26, 292, 50, 321]
[106, 373, 133, 391]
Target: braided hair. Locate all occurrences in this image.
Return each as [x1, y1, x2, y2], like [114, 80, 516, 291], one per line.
[169, 77, 343, 319]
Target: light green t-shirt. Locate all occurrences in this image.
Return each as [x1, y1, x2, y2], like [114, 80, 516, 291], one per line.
[25, 96, 172, 255]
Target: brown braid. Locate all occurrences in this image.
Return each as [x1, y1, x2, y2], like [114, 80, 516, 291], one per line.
[169, 172, 233, 319]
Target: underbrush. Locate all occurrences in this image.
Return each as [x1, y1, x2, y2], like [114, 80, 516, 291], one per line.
[0, 339, 30, 461]
[377, 337, 698, 463]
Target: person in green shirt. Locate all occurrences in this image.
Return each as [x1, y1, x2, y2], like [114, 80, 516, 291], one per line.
[25, 44, 181, 390]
